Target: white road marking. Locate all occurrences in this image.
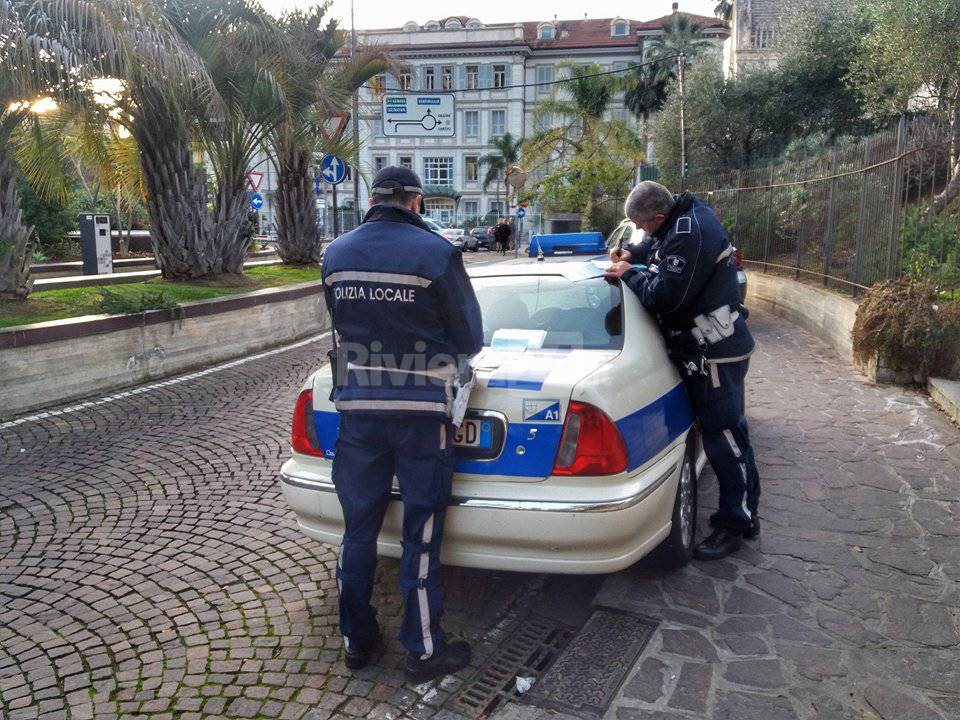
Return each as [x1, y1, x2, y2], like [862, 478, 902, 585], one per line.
[1, 331, 332, 432]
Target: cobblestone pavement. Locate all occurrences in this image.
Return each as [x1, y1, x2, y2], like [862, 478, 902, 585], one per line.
[2, 301, 959, 720]
[598, 312, 960, 720]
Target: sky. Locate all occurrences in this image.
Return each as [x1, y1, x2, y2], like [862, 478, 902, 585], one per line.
[257, 0, 719, 30]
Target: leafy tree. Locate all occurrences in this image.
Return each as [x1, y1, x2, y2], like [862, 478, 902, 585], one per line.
[624, 64, 670, 153]
[15, 177, 76, 259]
[479, 133, 523, 215]
[525, 62, 643, 231]
[653, 64, 790, 185]
[850, 0, 960, 216]
[777, 3, 872, 139]
[714, 0, 733, 23]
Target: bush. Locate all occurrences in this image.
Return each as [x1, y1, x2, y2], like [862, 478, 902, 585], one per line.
[96, 288, 179, 315]
[16, 177, 77, 259]
[898, 206, 960, 294]
[853, 278, 960, 380]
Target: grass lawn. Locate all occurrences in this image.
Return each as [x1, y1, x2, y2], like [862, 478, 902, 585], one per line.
[0, 264, 321, 329]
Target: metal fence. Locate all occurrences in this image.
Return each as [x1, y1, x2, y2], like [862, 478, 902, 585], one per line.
[689, 117, 955, 294]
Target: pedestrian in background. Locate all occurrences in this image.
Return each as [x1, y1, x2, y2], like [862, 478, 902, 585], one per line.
[322, 166, 483, 682]
[606, 181, 761, 561]
[493, 219, 510, 255]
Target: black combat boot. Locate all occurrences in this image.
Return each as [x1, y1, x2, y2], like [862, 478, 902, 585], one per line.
[693, 528, 743, 560]
[743, 516, 760, 540]
[344, 627, 381, 670]
[405, 640, 472, 684]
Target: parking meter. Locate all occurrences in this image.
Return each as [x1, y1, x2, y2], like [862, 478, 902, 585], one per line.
[78, 214, 113, 275]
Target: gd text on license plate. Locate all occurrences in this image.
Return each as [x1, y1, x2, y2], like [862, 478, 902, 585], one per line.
[453, 417, 493, 449]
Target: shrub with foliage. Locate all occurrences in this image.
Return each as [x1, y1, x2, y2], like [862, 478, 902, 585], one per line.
[96, 288, 178, 315]
[853, 278, 960, 379]
[16, 177, 76, 260]
[898, 206, 960, 296]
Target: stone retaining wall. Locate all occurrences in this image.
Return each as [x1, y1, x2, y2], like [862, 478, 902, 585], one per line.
[0, 281, 327, 420]
[744, 270, 859, 364]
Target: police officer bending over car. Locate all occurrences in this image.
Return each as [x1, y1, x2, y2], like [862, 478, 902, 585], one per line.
[606, 181, 760, 561]
[322, 166, 483, 680]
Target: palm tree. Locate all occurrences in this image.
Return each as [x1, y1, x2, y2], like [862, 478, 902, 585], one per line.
[624, 64, 670, 153]
[479, 132, 523, 219]
[268, 7, 387, 264]
[1, 0, 92, 299]
[715, 0, 734, 23]
[647, 14, 714, 83]
[165, 0, 290, 275]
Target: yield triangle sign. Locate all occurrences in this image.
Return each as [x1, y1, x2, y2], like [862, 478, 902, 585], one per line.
[246, 171, 263, 193]
[321, 114, 349, 142]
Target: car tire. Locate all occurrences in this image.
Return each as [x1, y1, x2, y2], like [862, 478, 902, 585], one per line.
[650, 435, 698, 569]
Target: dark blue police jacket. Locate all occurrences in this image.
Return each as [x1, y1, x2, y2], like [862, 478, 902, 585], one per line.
[621, 192, 754, 361]
[322, 204, 483, 417]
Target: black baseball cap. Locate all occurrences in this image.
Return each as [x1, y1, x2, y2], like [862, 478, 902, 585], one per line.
[371, 166, 424, 196]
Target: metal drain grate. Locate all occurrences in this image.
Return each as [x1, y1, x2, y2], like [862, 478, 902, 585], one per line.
[449, 616, 576, 718]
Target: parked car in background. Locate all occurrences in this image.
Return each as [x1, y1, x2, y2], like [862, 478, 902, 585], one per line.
[282, 258, 706, 573]
[469, 226, 494, 249]
[441, 228, 469, 252]
[606, 219, 748, 302]
[422, 216, 448, 234]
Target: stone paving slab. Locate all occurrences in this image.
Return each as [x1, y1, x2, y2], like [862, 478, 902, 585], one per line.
[1, 305, 959, 720]
[598, 312, 960, 720]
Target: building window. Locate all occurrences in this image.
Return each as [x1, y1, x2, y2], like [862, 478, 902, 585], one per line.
[464, 200, 479, 217]
[466, 19, 482, 29]
[374, 156, 387, 172]
[538, 24, 554, 39]
[424, 67, 436, 90]
[445, 18, 463, 29]
[371, 74, 386, 96]
[399, 155, 413, 169]
[403, 21, 418, 32]
[493, 64, 506, 89]
[491, 110, 505, 137]
[423, 20, 440, 30]
[399, 72, 412, 90]
[536, 65, 553, 93]
[489, 200, 504, 215]
[424, 157, 454, 185]
[466, 65, 479, 90]
[441, 65, 453, 90]
[465, 156, 478, 182]
[612, 21, 628, 36]
[464, 110, 479, 137]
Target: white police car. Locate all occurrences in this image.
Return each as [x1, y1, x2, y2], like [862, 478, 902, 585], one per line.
[281, 258, 705, 573]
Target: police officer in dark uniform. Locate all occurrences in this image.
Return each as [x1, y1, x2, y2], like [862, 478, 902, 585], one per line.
[605, 181, 760, 560]
[322, 166, 483, 681]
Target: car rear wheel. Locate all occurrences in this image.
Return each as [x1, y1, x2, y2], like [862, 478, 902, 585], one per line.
[650, 436, 698, 568]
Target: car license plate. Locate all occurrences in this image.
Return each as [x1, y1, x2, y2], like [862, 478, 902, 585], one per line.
[453, 418, 493, 449]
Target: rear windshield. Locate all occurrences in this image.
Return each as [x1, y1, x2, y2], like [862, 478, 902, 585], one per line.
[472, 275, 623, 350]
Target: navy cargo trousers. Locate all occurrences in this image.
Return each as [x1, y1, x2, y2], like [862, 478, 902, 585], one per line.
[683, 358, 761, 533]
[331, 413, 454, 659]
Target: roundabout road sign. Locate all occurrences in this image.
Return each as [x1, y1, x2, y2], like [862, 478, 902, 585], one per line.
[320, 155, 347, 185]
[516, 207, 526, 219]
[250, 193, 264, 210]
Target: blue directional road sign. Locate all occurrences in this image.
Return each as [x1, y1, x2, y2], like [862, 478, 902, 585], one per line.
[320, 155, 347, 185]
[516, 207, 526, 219]
[250, 193, 264, 210]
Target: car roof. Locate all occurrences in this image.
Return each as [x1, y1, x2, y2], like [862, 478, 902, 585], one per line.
[468, 256, 611, 282]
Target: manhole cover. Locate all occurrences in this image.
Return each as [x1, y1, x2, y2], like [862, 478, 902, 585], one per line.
[448, 615, 576, 718]
[522, 608, 657, 719]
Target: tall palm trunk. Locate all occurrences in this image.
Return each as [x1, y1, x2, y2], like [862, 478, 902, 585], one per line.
[211, 164, 250, 275]
[275, 146, 321, 264]
[0, 132, 32, 299]
[135, 129, 218, 278]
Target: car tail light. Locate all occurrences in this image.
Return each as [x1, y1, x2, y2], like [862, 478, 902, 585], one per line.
[292, 389, 324, 456]
[552, 402, 628, 476]
[734, 249, 744, 269]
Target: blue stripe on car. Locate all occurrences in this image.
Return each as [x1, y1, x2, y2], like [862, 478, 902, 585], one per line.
[313, 382, 692, 477]
[616, 383, 693, 471]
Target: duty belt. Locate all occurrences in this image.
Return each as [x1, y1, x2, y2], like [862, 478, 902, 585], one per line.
[667, 304, 740, 377]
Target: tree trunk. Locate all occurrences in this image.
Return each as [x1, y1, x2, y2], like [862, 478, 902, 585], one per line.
[135, 129, 219, 279]
[922, 157, 960, 220]
[0, 136, 33, 300]
[275, 147, 322, 264]
[212, 171, 250, 275]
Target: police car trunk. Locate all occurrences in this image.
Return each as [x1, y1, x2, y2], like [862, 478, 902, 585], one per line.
[281, 259, 695, 574]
